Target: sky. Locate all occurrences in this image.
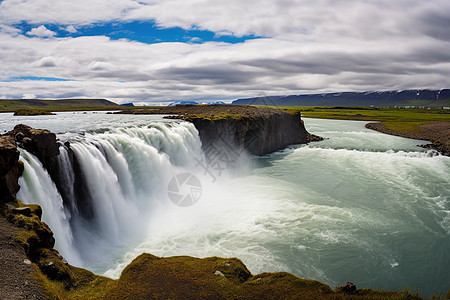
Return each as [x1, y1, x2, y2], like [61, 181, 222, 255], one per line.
[0, 0, 449, 104]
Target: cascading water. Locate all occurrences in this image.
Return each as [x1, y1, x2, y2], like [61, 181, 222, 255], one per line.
[3, 112, 449, 297]
[17, 120, 206, 271]
[18, 149, 81, 266]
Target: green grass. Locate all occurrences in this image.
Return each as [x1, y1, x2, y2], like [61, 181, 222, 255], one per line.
[185, 113, 245, 122]
[14, 109, 55, 116]
[269, 106, 450, 132]
[0, 99, 123, 112]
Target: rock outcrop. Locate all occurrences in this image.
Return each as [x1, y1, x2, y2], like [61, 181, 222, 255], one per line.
[7, 124, 60, 170]
[188, 111, 318, 156]
[0, 135, 23, 202]
[116, 105, 322, 156]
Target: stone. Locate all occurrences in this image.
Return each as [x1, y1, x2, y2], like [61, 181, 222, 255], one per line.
[336, 282, 357, 294]
[0, 135, 23, 202]
[12, 207, 32, 217]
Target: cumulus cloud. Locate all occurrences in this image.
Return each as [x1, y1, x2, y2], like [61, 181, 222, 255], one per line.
[0, 0, 449, 102]
[32, 56, 57, 67]
[0, 0, 140, 25]
[65, 25, 77, 33]
[27, 25, 56, 38]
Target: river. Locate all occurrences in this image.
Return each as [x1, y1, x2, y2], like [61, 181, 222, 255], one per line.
[1, 111, 448, 297]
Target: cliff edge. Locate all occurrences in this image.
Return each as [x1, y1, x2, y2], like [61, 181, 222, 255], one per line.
[116, 105, 322, 155]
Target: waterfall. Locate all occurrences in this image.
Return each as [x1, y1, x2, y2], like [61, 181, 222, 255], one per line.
[18, 149, 81, 266]
[17, 121, 206, 271]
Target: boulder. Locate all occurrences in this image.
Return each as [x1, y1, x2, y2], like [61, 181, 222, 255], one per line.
[336, 282, 357, 294]
[37, 248, 74, 284]
[8, 124, 60, 167]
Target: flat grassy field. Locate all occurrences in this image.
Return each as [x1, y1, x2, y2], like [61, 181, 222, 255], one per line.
[272, 106, 450, 132]
[0, 99, 123, 112]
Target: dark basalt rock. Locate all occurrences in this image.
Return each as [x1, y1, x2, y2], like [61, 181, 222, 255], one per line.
[190, 111, 316, 156]
[11, 206, 32, 217]
[116, 105, 323, 156]
[0, 135, 24, 202]
[8, 124, 60, 168]
[6, 125, 64, 202]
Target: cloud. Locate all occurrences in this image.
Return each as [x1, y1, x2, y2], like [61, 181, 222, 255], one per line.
[0, 24, 21, 35]
[33, 56, 57, 67]
[0, 0, 141, 25]
[0, 0, 449, 103]
[188, 37, 202, 43]
[22, 93, 36, 99]
[65, 25, 77, 33]
[27, 25, 56, 38]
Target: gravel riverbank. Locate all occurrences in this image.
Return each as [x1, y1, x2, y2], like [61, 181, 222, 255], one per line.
[365, 121, 450, 156]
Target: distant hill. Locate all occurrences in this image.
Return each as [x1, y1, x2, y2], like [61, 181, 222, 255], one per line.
[232, 89, 450, 108]
[0, 99, 120, 112]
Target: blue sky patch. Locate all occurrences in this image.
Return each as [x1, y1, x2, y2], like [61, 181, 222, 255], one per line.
[18, 21, 262, 44]
[3, 76, 74, 82]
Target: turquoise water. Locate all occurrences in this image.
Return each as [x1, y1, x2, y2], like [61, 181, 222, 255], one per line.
[104, 118, 449, 297]
[2, 113, 449, 297]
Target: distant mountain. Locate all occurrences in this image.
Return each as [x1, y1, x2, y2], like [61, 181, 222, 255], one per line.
[0, 98, 120, 111]
[232, 89, 450, 107]
[168, 101, 199, 106]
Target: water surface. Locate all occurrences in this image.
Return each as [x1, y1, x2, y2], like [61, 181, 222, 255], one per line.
[1, 113, 448, 297]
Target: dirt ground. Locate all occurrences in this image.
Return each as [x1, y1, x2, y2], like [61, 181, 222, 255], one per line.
[0, 215, 48, 300]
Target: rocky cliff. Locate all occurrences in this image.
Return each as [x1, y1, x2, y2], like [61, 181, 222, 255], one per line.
[1, 124, 60, 204]
[117, 105, 322, 155]
[187, 111, 321, 156]
[0, 135, 23, 202]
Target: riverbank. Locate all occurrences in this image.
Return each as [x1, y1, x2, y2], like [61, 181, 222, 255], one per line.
[285, 106, 449, 156]
[365, 121, 450, 156]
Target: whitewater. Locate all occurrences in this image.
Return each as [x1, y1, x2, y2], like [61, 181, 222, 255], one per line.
[0, 111, 448, 297]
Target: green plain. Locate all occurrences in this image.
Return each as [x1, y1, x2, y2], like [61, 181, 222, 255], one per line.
[270, 106, 450, 132]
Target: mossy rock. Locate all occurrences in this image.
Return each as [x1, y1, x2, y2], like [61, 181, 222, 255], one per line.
[105, 253, 427, 300]
[212, 257, 251, 284]
[4, 201, 55, 258]
[37, 248, 74, 285]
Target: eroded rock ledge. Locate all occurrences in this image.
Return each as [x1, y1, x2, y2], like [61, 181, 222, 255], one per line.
[116, 105, 323, 155]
